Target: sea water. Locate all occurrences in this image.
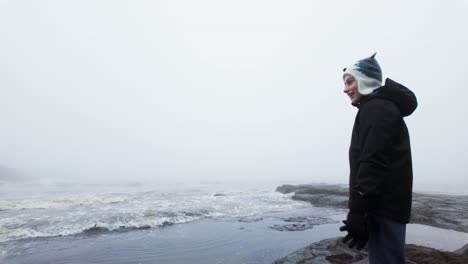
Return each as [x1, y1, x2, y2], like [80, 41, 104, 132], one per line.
[0, 181, 314, 243]
[0, 180, 347, 263]
[1, 180, 467, 263]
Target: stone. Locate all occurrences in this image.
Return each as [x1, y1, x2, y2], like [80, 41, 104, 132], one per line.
[273, 184, 468, 263]
[273, 238, 468, 264]
[276, 184, 468, 232]
[270, 216, 335, 232]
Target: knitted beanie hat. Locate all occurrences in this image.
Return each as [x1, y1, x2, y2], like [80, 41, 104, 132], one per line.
[343, 53, 383, 95]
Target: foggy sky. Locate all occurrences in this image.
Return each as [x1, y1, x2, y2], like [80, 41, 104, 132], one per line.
[1, 0, 467, 189]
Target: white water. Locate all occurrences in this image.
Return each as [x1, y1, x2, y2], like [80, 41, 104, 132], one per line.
[0, 181, 311, 242]
[2, 180, 466, 244]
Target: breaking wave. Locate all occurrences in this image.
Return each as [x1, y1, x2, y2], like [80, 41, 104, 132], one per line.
[0, 186, 309, 242]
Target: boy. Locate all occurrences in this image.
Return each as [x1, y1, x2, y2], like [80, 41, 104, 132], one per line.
[340, 53, 417, 263]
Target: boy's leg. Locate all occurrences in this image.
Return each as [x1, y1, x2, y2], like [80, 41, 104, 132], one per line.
[368, 214, 406, 264]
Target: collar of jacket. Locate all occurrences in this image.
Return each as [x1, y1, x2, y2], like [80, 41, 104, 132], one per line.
[352, 78, 418, 117]
[352, 89, 381, 109]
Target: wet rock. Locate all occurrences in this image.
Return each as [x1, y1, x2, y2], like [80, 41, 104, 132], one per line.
[270, 216, 335, 232]
[274, 184, 468, 263]
[325, 253, 360, 264]
[276, 184, 468, 232]
[273, 238, 366, 264]
[454, 243, 468, 256]
[273, 238, 468, 264]
[410, 193, 468, 233]
[276, 184, 349, 209]
[270, 223, 310, 232]
[161, 221, 174, 227]
[405, 244, 468, 264]
[238, 217, 263, 223]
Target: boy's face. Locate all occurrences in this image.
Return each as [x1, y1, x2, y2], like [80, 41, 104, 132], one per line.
[343, 75, 362, 104]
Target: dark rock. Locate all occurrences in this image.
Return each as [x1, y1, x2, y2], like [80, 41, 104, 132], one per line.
[273, 238, 367, 264]
[276, 184, 468, 232]
[276, 184, 349, 209]
[273, 238, 468, 264]
[238, 217, 263, 223]
[271, 223, 310, 232]
[161, 221, 174, 227]
[410, 193, 468, 233]
[326, 253, 365, 264]
[283, 216, 312, 223]
[273, 184, 468, 263]
[276, 184, 309, 194]
[406, 244, 468, 264]
[454, 243, 468, 256]
[270, 216, 336, 232]
[213, 193, 227, 196]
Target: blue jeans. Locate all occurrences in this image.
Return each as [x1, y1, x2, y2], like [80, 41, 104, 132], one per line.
[368, 214, 406, 264]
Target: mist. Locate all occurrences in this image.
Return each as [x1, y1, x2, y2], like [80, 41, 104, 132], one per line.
[1, 0, 468, 189]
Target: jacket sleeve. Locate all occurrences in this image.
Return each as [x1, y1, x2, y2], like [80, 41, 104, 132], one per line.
[354, 99, 402, 197]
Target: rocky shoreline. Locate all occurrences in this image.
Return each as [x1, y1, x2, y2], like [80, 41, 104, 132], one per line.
[273, 184, 468, 263]
[273, 237, 468, 264]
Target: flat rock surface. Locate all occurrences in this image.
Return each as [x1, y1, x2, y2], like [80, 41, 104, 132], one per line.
[276, 184, 468, 233]
[273, 237, 468, 264]
[273, 184, 468, 263]
[273, 238, 367, 264]
[270, 216, 335, 232]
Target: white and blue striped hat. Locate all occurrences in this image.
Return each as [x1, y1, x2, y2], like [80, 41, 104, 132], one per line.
[343, 53, 383, 95]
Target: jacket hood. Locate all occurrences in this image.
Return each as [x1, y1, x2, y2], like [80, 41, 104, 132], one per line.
[359, 78, 418, 117]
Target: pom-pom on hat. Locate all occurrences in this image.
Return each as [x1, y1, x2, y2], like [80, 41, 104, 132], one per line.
[343, 53, 383, 95]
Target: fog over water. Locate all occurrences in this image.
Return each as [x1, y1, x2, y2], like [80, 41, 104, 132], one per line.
[1, 1, 468, 192]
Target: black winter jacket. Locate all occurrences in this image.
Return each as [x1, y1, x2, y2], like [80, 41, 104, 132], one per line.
[348, 78, 417, 224]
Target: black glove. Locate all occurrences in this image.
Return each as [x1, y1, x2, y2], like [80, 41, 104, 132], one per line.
[339, 211, 369, 250]
[339, 194, 369, 250]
